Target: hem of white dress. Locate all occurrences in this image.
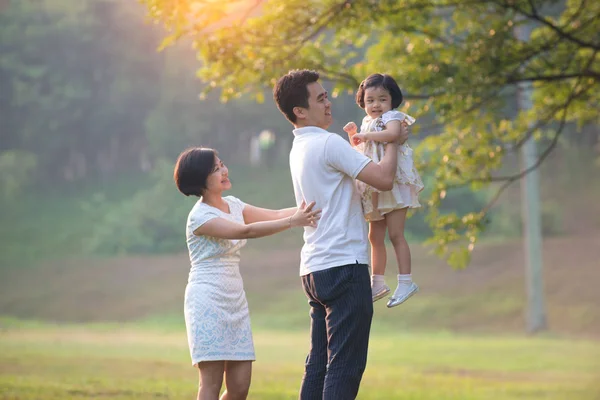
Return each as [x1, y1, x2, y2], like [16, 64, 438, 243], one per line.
[370, 182, 424, 194]
[192, 357, 256, 367]
[380, 203, 421, 213]
[365, 203, 421, 222]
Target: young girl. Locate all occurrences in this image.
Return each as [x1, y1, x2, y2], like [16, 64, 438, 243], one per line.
[343, 73, 424, 308]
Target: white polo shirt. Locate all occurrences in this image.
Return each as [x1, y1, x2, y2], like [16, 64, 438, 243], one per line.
[290, 126, 372, 276]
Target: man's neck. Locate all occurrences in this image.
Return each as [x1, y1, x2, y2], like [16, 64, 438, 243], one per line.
[294, 123, 327, 130]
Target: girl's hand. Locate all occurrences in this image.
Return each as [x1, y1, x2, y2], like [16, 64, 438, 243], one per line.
[344, 122, 359, 147]
[343, 122, 358, 136]
[352, 133, 368, 146]
[290, 200, 321, 228]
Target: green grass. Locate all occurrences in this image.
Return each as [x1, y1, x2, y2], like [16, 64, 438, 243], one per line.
[1, 322, 599, 400]
[1, 232, 599, 336]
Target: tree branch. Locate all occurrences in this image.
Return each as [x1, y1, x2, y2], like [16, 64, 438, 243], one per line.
[502, 51, 598, 150]
[506, 72, 599, 83]
[447, 74, 593, 194]
[237, 0, 264, 25]
[527, 0, 538, 15]
[481, 110, 566, 213]
[564, 0, 588, 27]
[495, 0, 600, 51]
[405, 27, 456, 46]
[314, 66, 360, 87]
[286, 1, 350, 46]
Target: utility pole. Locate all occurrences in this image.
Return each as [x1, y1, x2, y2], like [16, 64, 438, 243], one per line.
[514, 21, 547, 333]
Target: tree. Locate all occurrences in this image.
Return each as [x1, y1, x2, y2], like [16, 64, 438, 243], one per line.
[0, 0, 164, 185]
[1, 0, 297, 190]
[142, 0, 599, 267]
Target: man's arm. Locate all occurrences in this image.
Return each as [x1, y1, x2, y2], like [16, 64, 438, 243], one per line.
[356, 121, 407, 190]
[355, 142, 398, 191]
[325, 129, 403, 192]
[353, 120, 405, 144]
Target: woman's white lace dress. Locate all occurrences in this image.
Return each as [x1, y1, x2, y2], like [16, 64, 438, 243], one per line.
[184, 195, 255, 366]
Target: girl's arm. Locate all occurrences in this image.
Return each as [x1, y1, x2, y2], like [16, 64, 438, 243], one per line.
[194, 201, 320, 240]
[242, 204, 296, 224]
[353, 120, 407, 145]
[343, 121, 359, 147]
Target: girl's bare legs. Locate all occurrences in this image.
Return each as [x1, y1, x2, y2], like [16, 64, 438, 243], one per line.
[385, 207, 419, 307]
[197, 361, 225, 400]
[369, 219, 390, 301]
[220, 361, 252, 400]
[385, 208, 411, 275]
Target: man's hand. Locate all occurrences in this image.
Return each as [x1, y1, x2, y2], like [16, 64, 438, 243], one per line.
[397, 121, 409, 144]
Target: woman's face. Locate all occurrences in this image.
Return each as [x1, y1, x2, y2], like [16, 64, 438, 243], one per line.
[204, 155, 231, 194]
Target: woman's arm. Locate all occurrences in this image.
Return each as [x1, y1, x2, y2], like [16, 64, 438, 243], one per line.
[242, 204, 296, 224]
[194, 201, 320, 240]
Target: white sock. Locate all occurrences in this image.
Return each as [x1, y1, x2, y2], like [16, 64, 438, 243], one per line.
[397, 274, 412, 287]
[371, 274, 386, 289]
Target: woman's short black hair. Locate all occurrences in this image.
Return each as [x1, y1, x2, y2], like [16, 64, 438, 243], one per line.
[173, 147, 217, 197]
[273, 69, 320, 124]
[355, 73, 403, 109]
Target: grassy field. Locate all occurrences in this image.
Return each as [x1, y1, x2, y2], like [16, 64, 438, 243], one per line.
[1, 322, 599, 400]
[2, 233, 599, 337]
[1, 151, 599, 399]
[1, 233, 599, 399]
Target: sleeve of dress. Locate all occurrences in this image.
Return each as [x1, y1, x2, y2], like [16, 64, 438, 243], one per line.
[187, 207, 220, 233]
[359, 116, 371, 133]
[381, 110, 416, 126]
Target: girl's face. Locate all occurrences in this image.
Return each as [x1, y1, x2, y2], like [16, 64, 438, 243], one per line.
[205, 156, 231, 194]
[364, 86, 393, 119]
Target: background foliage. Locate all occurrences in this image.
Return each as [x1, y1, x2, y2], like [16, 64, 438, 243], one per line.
[1, 0, 598, 267]
[141, 0, 599, 266]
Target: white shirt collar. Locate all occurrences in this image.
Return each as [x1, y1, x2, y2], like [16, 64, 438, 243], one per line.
[292, 126, 330, 137]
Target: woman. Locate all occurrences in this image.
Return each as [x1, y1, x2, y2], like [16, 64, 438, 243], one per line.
[173, 147, 320, 400]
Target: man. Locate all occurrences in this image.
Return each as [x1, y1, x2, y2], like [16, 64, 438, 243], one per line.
[273, 69, 407, 399]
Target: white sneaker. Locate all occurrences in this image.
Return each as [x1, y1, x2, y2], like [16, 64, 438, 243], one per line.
[386, 282, 419, 308]
[372, 284, 391, 303]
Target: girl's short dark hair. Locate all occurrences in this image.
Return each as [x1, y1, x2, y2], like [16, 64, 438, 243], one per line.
[173, 147, 217, 197]
[356, 74, 403, 109]
[273, 69, 320, 124]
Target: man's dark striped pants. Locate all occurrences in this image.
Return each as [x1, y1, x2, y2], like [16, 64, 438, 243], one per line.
[299, 263, 373, 400]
